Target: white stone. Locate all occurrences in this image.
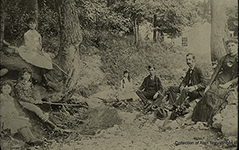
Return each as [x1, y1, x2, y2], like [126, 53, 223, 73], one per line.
[221, 116, 238, 136]
[212, 114, 223, 129]
[164, 120, 179, 129]
[221, 105, 237, 118]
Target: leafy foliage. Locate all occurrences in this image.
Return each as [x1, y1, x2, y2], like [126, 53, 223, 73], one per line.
[4, 0, 60, 53]
[110, 0, 198, 38]
[38, 5, 60, 53]
[4, 0, 29, 45]
[77, 0, 131, 33]
[97, 32, 189, 87]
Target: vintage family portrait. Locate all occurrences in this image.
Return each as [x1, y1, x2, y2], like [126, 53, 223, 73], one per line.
[0, 0, 238, 149]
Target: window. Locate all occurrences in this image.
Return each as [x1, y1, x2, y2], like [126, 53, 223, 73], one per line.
[182, 37, 188, 46]
[229, 31, 234, 37]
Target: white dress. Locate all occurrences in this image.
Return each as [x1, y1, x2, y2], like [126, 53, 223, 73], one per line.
[18, 29, 53, 70]
[0, 94, 30, 134]
[118, 78, 139, 101]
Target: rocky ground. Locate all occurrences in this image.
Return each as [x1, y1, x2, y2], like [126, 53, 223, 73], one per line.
[1, 88, 238, 150]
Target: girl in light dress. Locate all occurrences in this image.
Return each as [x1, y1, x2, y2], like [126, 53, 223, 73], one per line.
[0, 81, 42, 145]
[18, 17, 53, 70]
[118, 70, 139, 101]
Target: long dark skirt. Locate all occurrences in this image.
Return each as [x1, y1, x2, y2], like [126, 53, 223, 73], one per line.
[191, 79, 229, 125]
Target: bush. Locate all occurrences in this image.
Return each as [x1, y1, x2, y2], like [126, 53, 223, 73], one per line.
[98, 33, 190, 88]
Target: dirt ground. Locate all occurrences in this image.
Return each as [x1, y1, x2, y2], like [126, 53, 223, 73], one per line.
[1, 90, 238, 150]
[0, 85, 237, 150]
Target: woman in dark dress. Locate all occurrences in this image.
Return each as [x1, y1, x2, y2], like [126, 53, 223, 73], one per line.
[191, 39, 238, 125]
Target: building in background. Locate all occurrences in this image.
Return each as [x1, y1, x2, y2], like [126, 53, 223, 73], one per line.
[165, 22, 211, 55]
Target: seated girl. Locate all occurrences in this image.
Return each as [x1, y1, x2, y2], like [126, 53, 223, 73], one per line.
[0, 81, 42, 145]
[14, 68, 58, 130]
[117, 70, 139, 101]
[18, 17, 53, 70]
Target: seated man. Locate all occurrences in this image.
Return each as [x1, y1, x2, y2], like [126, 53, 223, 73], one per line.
[136, 65, 164, 107]
[167, 53, 207, 109]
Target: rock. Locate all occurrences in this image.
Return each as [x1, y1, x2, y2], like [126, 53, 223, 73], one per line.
[215, 104, 238, 136]
[164, 120, 179, 130]
[106, 124, 122, 134]
[227, 89, 238, 105]
[221, 116, 238, 136]
[212, 114, 223, 129]
[221, 105, 237, 118]
[154, 119, 164, 127]
[0, 51, 42, 81]
[87, 106, 122, 132]
[117, 110, 139, 124]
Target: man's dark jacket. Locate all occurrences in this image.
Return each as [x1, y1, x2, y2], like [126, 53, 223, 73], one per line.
[139, 75, 163, 93]
[180, 64, 208, 96]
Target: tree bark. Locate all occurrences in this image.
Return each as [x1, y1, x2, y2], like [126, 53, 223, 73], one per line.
[210, 0, 228, 63]
[153, 14, 157, 42]
[134, 18, 139, 46]
[0, 0, 5, 49]
[57, 0, 82, 90]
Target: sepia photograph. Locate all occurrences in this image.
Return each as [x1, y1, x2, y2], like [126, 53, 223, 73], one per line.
[0, 0, 238, 149]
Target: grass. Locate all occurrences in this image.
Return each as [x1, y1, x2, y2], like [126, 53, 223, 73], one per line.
[95, 33, 212, 91]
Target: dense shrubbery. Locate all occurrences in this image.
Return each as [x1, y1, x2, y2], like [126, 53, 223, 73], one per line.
[4, 3, 60, 54]
[2, 0, 213, 94]
[95, 32, 188, 88]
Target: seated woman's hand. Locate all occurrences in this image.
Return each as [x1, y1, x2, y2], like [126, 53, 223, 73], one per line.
[219, 82, 232, 89]
[153, 92, 159, 99]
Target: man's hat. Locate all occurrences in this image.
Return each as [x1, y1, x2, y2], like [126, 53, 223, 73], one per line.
[154, 108, 168, 120]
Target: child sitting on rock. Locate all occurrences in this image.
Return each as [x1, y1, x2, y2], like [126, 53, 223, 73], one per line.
[14, 68, 58, 130]
[0, 81, 43, 145]
[18, 17, 53, 70]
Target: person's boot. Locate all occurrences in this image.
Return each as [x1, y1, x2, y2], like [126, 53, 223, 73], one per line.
[19, 127, 43, 145]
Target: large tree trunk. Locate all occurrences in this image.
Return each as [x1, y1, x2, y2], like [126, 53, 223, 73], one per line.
[57, 0, 82, 90]
[0, 0, 5, 49]
[210, 0, 228, 63]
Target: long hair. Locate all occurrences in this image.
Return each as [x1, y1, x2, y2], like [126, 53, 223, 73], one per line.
[27, 17, 36, 24]
[0, 80, 14, 96]
[123, 70, 131, 82]
[18, 67, 33, 83]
